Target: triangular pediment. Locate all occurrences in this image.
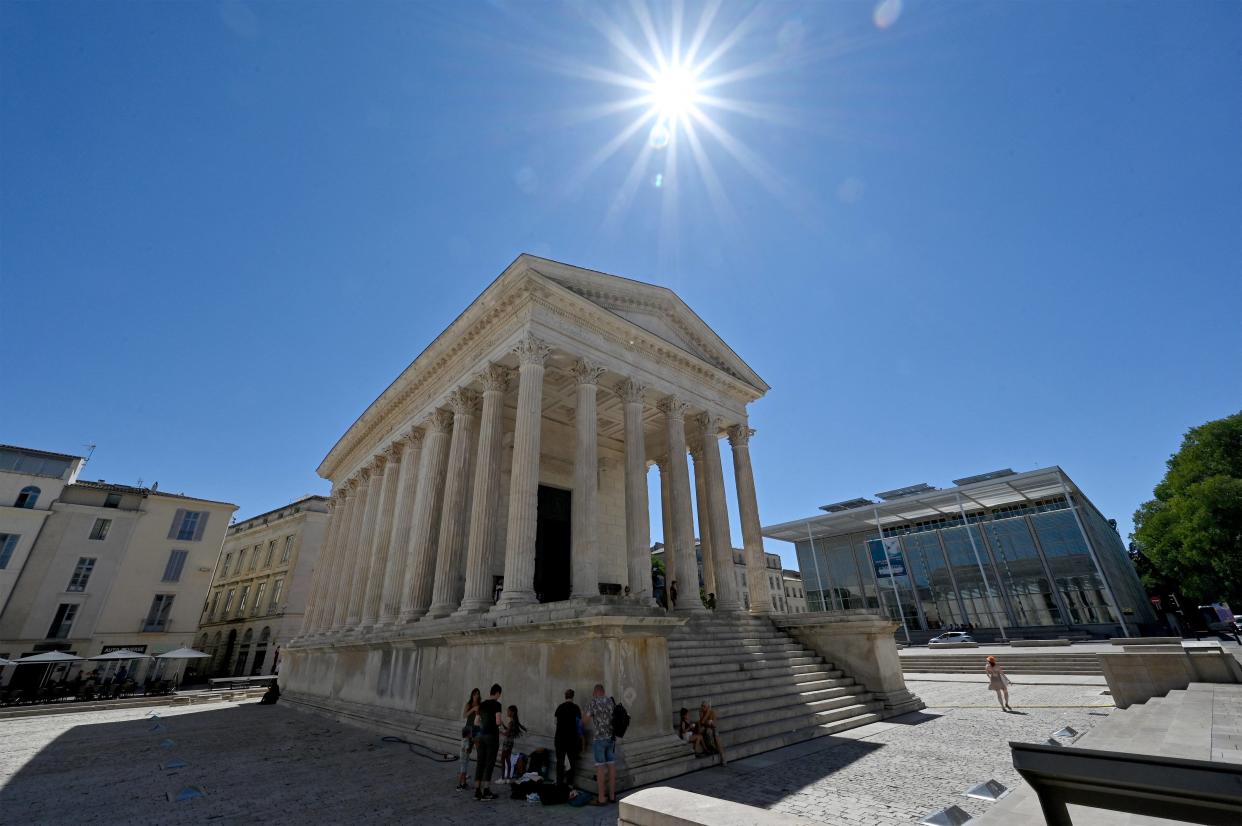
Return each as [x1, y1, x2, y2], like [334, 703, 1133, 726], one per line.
[515, 255, 768, 393]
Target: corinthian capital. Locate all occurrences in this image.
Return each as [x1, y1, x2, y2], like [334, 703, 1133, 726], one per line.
[570, 359, 606, 386]
[383, 442, 402, 463]
[727, 425, 755, 447]
[477, 363, 511, 393]
[513, 336, 552, 367]
[371, 452, 389, 472]
[404, 426, 426, 447]
[657, 395, 690, 421]
[357, 466, 372, 483]
[447, 388, 480, 416]
[615, 378, 648, 405]
[426, 408, 455, 434]
[695, 412, 723, 436]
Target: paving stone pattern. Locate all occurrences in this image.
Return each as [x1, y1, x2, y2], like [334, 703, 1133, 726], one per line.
[0, 681, 1113, 825]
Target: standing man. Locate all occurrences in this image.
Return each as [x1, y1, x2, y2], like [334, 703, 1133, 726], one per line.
[582, 683, 617, 805]
[554, 688, 583, 785]
[473, 683, 503, 801]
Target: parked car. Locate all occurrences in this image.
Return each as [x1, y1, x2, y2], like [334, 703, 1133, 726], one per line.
[929, 631, 975, 644]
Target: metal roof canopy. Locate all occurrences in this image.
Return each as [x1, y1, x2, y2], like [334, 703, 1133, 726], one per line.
[763, 466, 1080, 542]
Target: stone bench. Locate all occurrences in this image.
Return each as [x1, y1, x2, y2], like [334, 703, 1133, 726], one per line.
[620, 788, 818, 826]
[1009, 639, 1071, 647]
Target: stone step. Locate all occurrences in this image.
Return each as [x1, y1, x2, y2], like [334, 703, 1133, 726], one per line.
[673, 676, 859, 708]
[703, 687, 873, 722]
[719, 710, 886, 764]
[719, 701, 881, 745]
[668, 637, 803, 650]
[672, 670, 848, 700]
[671, 651, 822, 669]
[671, 660, 831, 683]
[668, 634, 794, 647]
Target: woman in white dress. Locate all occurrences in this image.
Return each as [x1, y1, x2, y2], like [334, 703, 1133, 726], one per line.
[985, 655, 1012, 711]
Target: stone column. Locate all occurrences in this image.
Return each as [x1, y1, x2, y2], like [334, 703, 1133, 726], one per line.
[660, 397, 705, 614]
[657, 456, 673, 610]
[347, 456, 386, 626]
[399, 409, 454, 622]
[698, 414, 740, 612]
[317, 481, 358, 632]
[361, 443, 403, 627]
[300, 489, 343, 635]
[570, 359, 605, 599]
[617, 379, 652, 603]
[379, 427, 424, 624]
[689, 440, 717, 602]
[428, 389, 480, 618]
[333, 470, 371, 629]
[730, 424, 772, 615]
[457, 365, 510, 614]
[496, 336, 551, 610]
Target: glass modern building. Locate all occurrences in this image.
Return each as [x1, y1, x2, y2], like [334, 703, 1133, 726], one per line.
[761, 467, 1156, 639]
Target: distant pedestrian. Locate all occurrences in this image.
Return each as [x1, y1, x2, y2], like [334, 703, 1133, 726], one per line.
[697, 700, 727, 766]
[653, 569, 665, 606]
[554, 688, 583, 785]
[582, 683, 617, 805]
[670, 581, 679, 608]
[985, 656, 1012, 711]
[473, 684, 503, 801]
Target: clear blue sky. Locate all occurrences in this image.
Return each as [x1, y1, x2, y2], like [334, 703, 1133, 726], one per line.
[3, 1, 1238, 568]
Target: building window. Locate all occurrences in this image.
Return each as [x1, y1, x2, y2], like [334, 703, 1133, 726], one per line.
[208, 590, 221, 620]
[238, 585, 251, 616]
[169, 509, 208, 542]
[250, 544, 261, 571]
[47, 603, 79, 638]
[281, 535, 294, 563]
[236, 549, 246, 573]
[162, 550, 188, 582]
[222, 588, 235, 615]
[0, 533, 19, 569]
[66, 557, 96, 592]
[104, 492, 123, 508]
[143, 594, 175, 632]
[14, 486, 40, 509]
[263, 541, 276, 568]
[270, 578, 284, 613]
[89, 518, 112, 541]
[221, 553, 232, 577]
[253, 582, 267, 615]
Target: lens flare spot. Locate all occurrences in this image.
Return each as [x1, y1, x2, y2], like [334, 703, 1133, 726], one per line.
[652, 173, 663, 188]
[648, 124, 671, 149]
[874, 0, 903, 29]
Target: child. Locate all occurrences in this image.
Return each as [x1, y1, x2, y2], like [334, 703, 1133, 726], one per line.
[499, 704, 528, 780]
[676, 707, 703, 754]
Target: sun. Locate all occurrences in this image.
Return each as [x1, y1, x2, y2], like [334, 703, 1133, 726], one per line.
[647, 63, 700, 123]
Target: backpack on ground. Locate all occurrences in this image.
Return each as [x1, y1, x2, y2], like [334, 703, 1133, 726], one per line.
[610, 698, 631, 739]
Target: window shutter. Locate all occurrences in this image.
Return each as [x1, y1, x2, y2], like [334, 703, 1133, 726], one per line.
[193, 511, 209, 541]
[168, 509, 187, 540]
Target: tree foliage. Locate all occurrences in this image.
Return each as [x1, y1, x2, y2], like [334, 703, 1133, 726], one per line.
[1133, 411, 1242, 605]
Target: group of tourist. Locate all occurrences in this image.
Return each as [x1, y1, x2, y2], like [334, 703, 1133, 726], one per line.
[676, 700, 727, 764]
[455, 681, 623, 806]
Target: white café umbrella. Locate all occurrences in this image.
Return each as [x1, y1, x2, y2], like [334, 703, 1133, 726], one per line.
[152, 647, 210, 686]
[14, 651, 85, 687]
[89, 649, 152, 661]
[0, 657, 13, 666]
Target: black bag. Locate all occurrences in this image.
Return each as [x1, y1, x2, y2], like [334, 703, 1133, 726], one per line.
[538, 782, 571, 805]
[528, 747, 549, 778]
[611, 699, 631, 739]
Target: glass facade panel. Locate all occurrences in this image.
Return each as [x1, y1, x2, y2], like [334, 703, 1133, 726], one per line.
[1030, 509, 1114, 624]
[1079, 503, 1155, 625]
[981, 517, 1061, 626]
[867, 538, 922, 629]
[940, 525, 1007, 628]
[902, 532, 960, 629]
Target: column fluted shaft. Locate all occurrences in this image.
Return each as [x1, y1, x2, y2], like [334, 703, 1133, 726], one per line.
[379, 428, 424, 623]
[457, 366, 509, 613]
[497, 336, 551, 609]
[699, 414, 741, 612]
[570, 360, 604, 599]
[316, 486, 357, 632]
[301, 491, 343, 634]
[361, 445, 403, 626]
[658, 457, 674, 610]
[661, 397, 705, 614]
[730, 425, 772, 614]
[690, 443, 717, 602]
[428, 390, 480, 618]
[400, 410, 454, 622]
[618, 380, 651, 603]
[332, 473, 371, 628]
[346, 459, 386, 626]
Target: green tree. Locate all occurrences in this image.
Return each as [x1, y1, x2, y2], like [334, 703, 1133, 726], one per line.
[1132, 411, 1242, 605]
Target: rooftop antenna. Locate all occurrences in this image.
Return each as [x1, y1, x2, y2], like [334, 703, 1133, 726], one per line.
[82, 443, 97, 465]
[136, 477, 144, 488]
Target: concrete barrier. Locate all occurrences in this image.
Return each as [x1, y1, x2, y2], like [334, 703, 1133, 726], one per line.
[928, 641, 979, 649]
[620, 787, 818, 826]
[1109, 637, 1181, 645]
[1099, 650, 1242, 708]
[1009, 639, 1071, 647]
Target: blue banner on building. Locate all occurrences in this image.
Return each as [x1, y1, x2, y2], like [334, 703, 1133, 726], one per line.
[869, 538, 906, 578]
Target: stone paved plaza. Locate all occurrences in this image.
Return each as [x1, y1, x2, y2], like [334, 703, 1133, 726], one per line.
[0, 679, 1114, 825]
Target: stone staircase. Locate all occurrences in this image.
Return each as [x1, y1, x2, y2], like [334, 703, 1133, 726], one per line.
[667, 614, 885, 764]
[899, 651, 1103, 675]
